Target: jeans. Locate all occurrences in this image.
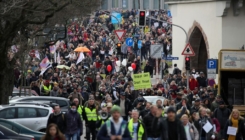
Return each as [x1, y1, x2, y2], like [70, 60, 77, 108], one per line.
[65, 132, 78, 140]
[147, 137, 160, 140]
[200, 137, 206, 140]
[86, 127, 96, 140]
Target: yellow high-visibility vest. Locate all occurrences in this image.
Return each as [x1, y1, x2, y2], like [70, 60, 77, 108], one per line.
[85, 107, 97, 121]
[43, 85, 52, 94]
[128, 119, 144, 140]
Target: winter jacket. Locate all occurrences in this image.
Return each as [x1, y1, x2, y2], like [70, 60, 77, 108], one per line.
[47, 113, 66, 133]
[113, 99, 132, 117]
[64, 110, 83, 135]
[97, 117, 132, 140]
[189, 78, 198, 91]
[154, 117, 187, 140]
[223, 117, 245, 140]
[196, 116, 214, 140]
[184, 122, 199, 140]
[143, 113, 159, 138]
[213, 108, 231, 129]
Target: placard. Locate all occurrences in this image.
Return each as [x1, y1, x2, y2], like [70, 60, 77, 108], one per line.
[132, 73, 151, 90]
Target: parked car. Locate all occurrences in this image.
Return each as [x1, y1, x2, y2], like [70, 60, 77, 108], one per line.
[9, 96, 70, 112]
[143, 96, 165, 105]
[0, 119, 44, 140]
[0, 104, 53, 132]
[0, 124, 34, 140]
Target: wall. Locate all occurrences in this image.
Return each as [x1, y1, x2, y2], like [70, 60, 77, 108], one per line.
[222, 5, 245, 49]
[168, 1, 223, 71]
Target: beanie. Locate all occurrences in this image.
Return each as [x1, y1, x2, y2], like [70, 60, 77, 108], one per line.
[167, 106, 176, 114]
[110, 105, 121, 114]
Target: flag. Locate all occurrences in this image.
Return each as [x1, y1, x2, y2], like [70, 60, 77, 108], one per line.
[49, 45, 56, 54]
[35, 50, 40, 60]
[39, 57, 50, 71]
[57, 52, 61, 64]
[76, 52, 84, 65]
[40, 64, 52, 76]
[54, 52, 57, 63]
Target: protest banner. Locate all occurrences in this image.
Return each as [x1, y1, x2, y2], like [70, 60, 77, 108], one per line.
[132, 72, 151, 90]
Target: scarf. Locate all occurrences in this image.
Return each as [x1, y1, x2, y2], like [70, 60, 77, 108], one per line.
[228, 117, 239, 140]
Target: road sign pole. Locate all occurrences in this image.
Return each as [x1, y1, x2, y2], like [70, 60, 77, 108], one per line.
[186, 68, 189, 90]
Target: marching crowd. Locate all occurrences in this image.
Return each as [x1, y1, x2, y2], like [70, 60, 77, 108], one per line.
[12, 9, 245, 140]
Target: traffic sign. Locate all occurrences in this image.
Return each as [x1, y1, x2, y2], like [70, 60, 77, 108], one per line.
[111, 12, 122, 24]
[114, 30, 126, 41]
[166, 57, 179, 60]
[181, 43, 195, 56]
[137, 40, 142, 49]
[126, 38, 134, 46]
[207, 59, 217, 69]
[150, 44, 162, 58]
[207, 59, 217, 79]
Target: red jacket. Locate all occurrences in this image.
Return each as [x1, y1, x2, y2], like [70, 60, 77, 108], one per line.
[189, 78, 198, 91]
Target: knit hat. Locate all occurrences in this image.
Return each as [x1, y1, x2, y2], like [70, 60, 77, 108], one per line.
[110, 105, 121, 114]
[167, 107, 176, 114]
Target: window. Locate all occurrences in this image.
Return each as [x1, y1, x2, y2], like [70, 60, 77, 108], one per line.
[56, 100, 68, 108]
[112, 0, 119, 8]
[17, 108, 37, 118]
[143, 0, 150, 9]
[0, 122, 19, 133]
[37, 109, 49, 117]
[0, 108, 16, 119]
[153, 0, 160, 9]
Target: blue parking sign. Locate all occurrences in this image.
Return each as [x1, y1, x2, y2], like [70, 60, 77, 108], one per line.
[207, 59, 217, 69]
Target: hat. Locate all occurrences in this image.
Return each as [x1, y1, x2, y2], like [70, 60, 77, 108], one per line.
[195, 98, 201, 102]
[167, 107, 176, 114]
[107, 102, 113, 108]
[219, 100, 225, 105]
[70, 103, 76, 107]
[120, 92, 126, 96]
[110, 105, 121, 114]
[216, 94, 221, 98]
[176, 92, 183, 95]
[27, 70, 32, 73]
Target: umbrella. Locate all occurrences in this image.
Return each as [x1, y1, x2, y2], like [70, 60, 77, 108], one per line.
[57, 65, 70, 70]
[74, 47, 91, 52]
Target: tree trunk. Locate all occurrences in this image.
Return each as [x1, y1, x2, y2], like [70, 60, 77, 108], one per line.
[138, 0, 140, 9]
[0, 41, 15, 104]
[0, 65, 15, 104]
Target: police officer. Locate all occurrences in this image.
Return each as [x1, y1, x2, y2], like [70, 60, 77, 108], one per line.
[128, 109, 146, 140]
[82, 97, 98, 140]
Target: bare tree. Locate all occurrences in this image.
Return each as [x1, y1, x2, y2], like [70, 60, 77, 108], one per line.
[0, 0, 100, 104]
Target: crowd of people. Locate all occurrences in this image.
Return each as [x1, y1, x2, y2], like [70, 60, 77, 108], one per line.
[12, 8, 245, 140]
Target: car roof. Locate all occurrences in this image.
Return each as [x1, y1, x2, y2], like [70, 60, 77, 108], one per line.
[0, 104, 53, 110]
[12, 96, 69, 100]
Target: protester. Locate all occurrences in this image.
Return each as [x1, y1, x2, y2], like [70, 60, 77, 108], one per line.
[181, 114, 199, 140]
[41, 123, 66, 140]
[47, 105, 66, 134]
[97, 105, 131, 140]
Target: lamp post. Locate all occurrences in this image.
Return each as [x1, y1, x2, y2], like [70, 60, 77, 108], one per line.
[146, 17, 190, 89]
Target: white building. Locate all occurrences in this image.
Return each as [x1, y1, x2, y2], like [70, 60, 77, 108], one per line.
[165, 0, 245, 75]
[100, 0, 166, 10]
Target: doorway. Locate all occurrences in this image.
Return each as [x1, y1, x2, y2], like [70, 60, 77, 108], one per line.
[189, 27, 208, 74]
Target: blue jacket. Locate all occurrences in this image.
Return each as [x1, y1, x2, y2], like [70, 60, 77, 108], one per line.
[64, 110, 83, 135]
[97, 119, 131, 140]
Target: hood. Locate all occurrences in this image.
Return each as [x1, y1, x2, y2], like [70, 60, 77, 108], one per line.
[109, 116, 123, 124]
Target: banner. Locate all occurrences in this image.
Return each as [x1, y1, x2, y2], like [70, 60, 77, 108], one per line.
[49, 45, 56, 54]
[57, 52, 61, 64]
[76, 52, 84, 65]
[132, 72, 151, 90]
[39, 56, 50, 71]
[40, 64, 52, 76]
[35, 50, 40, 60]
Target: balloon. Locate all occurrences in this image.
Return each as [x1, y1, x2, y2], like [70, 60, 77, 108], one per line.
[116, 60, 121, 66]
[107, 65, 112, 72]
[122, 59, 127, 66]
[131, 63, 136, 70]
[128, 67, 133, 71]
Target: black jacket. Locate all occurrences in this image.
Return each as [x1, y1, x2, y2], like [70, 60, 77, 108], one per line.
[113, 99, 132, 117]
[47, 113, 66, 133]
[143, 113, 159, 138]
[153, 117, 187, 140]
[213, 108, 231, 129]
[223, 118, 245, 140]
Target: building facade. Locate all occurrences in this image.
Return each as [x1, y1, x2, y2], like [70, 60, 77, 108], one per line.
[101, 0, 166, 10]
[165, 0, 245, 75]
